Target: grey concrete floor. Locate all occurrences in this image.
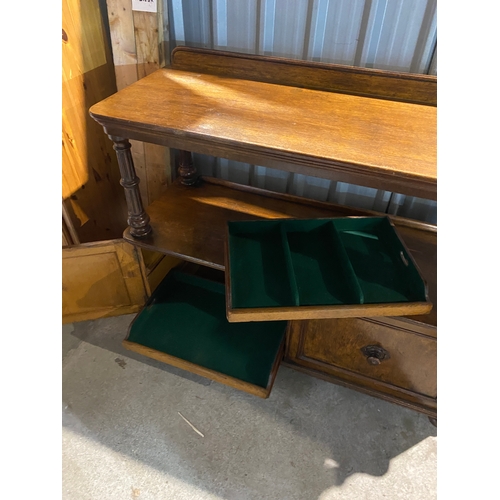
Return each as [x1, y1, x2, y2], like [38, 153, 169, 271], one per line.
[62, 314, 437, 500]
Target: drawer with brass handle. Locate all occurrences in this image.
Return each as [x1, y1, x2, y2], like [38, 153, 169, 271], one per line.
[285, 317, 436, 416]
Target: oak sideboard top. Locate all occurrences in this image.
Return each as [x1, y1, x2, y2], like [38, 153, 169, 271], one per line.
[90, 67, 436, 199]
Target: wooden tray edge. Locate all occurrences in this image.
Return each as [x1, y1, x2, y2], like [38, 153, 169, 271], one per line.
[227, 302, 432, 323]
[122, 340, 277, 398]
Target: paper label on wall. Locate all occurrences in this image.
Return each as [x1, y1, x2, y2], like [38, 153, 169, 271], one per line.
[132, 0, 157, 13]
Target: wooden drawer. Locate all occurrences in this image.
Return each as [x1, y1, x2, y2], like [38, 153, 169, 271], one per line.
[123, 268, 287, 398]
[225, 217, 431, 322]
[285, 318, 436, 415]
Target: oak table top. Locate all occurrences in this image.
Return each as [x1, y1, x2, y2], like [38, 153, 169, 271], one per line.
[90, 67, 436, 199]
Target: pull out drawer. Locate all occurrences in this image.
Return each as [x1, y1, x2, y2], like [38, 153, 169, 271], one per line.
[286, 318, 436, 413]
[225, 217, 432, 322]
[123, 269, 287, 398]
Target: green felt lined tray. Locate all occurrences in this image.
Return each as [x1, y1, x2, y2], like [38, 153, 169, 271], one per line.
[225, 217, 432, 322]
[123, 269, 287, 397]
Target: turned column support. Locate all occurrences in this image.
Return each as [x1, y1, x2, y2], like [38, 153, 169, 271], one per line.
[178, 150, 197, 186]
[108, 135, 152, 238]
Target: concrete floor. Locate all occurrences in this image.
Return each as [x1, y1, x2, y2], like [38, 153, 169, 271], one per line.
[62, 314, 436, 500]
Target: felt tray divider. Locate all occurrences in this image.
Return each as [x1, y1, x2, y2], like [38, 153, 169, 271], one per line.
[279, 223, 300, 306]
[372, 218, 427, 299]
[227, 221, 298, 308]
[326, 221, 365, 304]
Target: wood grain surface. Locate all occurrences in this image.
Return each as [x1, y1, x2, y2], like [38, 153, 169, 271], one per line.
[90, 67, 436, 199]
[171, 47, 437, 106]
[123, 177, 369, 268]
[123, 328, 284, 399]
[285, 317, 436, 416]
[226, 302, 432, 322]
[62, 239, 149, 324]
[62, 0, 128, 242]
[105, 0, 171, 207]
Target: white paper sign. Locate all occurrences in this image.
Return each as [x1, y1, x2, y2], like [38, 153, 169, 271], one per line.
[132, 0, 157, 13]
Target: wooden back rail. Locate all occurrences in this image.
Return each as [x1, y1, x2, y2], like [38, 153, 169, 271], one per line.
[171, 47, 437, 106]
[89, 48, 437, 239]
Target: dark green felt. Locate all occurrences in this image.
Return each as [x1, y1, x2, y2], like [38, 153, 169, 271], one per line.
[228, 221, 296, 307]
[228, 217, 427, 309]
[280, 225, 300, 306]
[333, 217, 426, 303]
[283, 220, 363, 306]
[127, 270, 287, 388]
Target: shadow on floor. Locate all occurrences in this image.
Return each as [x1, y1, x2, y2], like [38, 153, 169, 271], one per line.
[63, 315, 436, 499]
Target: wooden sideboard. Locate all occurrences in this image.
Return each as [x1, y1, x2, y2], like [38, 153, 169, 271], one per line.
[90, 48, 437, 421]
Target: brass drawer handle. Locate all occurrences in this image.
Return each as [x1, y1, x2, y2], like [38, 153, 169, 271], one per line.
[361, 345, 390, 365]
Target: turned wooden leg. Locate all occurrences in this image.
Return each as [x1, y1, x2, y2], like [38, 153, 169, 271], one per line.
[109, 136, 152, 238]
[178, 150, 197, 186]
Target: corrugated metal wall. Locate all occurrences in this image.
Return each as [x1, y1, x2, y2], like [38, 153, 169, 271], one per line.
[165, 0, 437, 223]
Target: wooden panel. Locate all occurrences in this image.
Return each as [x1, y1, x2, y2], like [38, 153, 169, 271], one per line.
[133, 10, 171, 203]
[146, 255, 182, 292]
[226, 302, 432, 322]
[133, 11, 161, 79]
[62, 201, 80, 247]
[172, 47, 437, 106]
[89, 67, 436, 199]
[392, 225, 437, 327]
[105, 0, 147, 206]
[285, 318, 436, 415]
[62, 0, 107, 83]
[141, 248, 165, 272]
[62, 0, 128, 242]
[144, 142, 170, 206]
[157, 0, 167, 68]
[123, 338, 283, 398]
[105, 0, 171, 206]
[140, 248, 182, 292]
[106, 0, 139, 90]
[62, 239, 149, 324]
[62, 227, 71, 247]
